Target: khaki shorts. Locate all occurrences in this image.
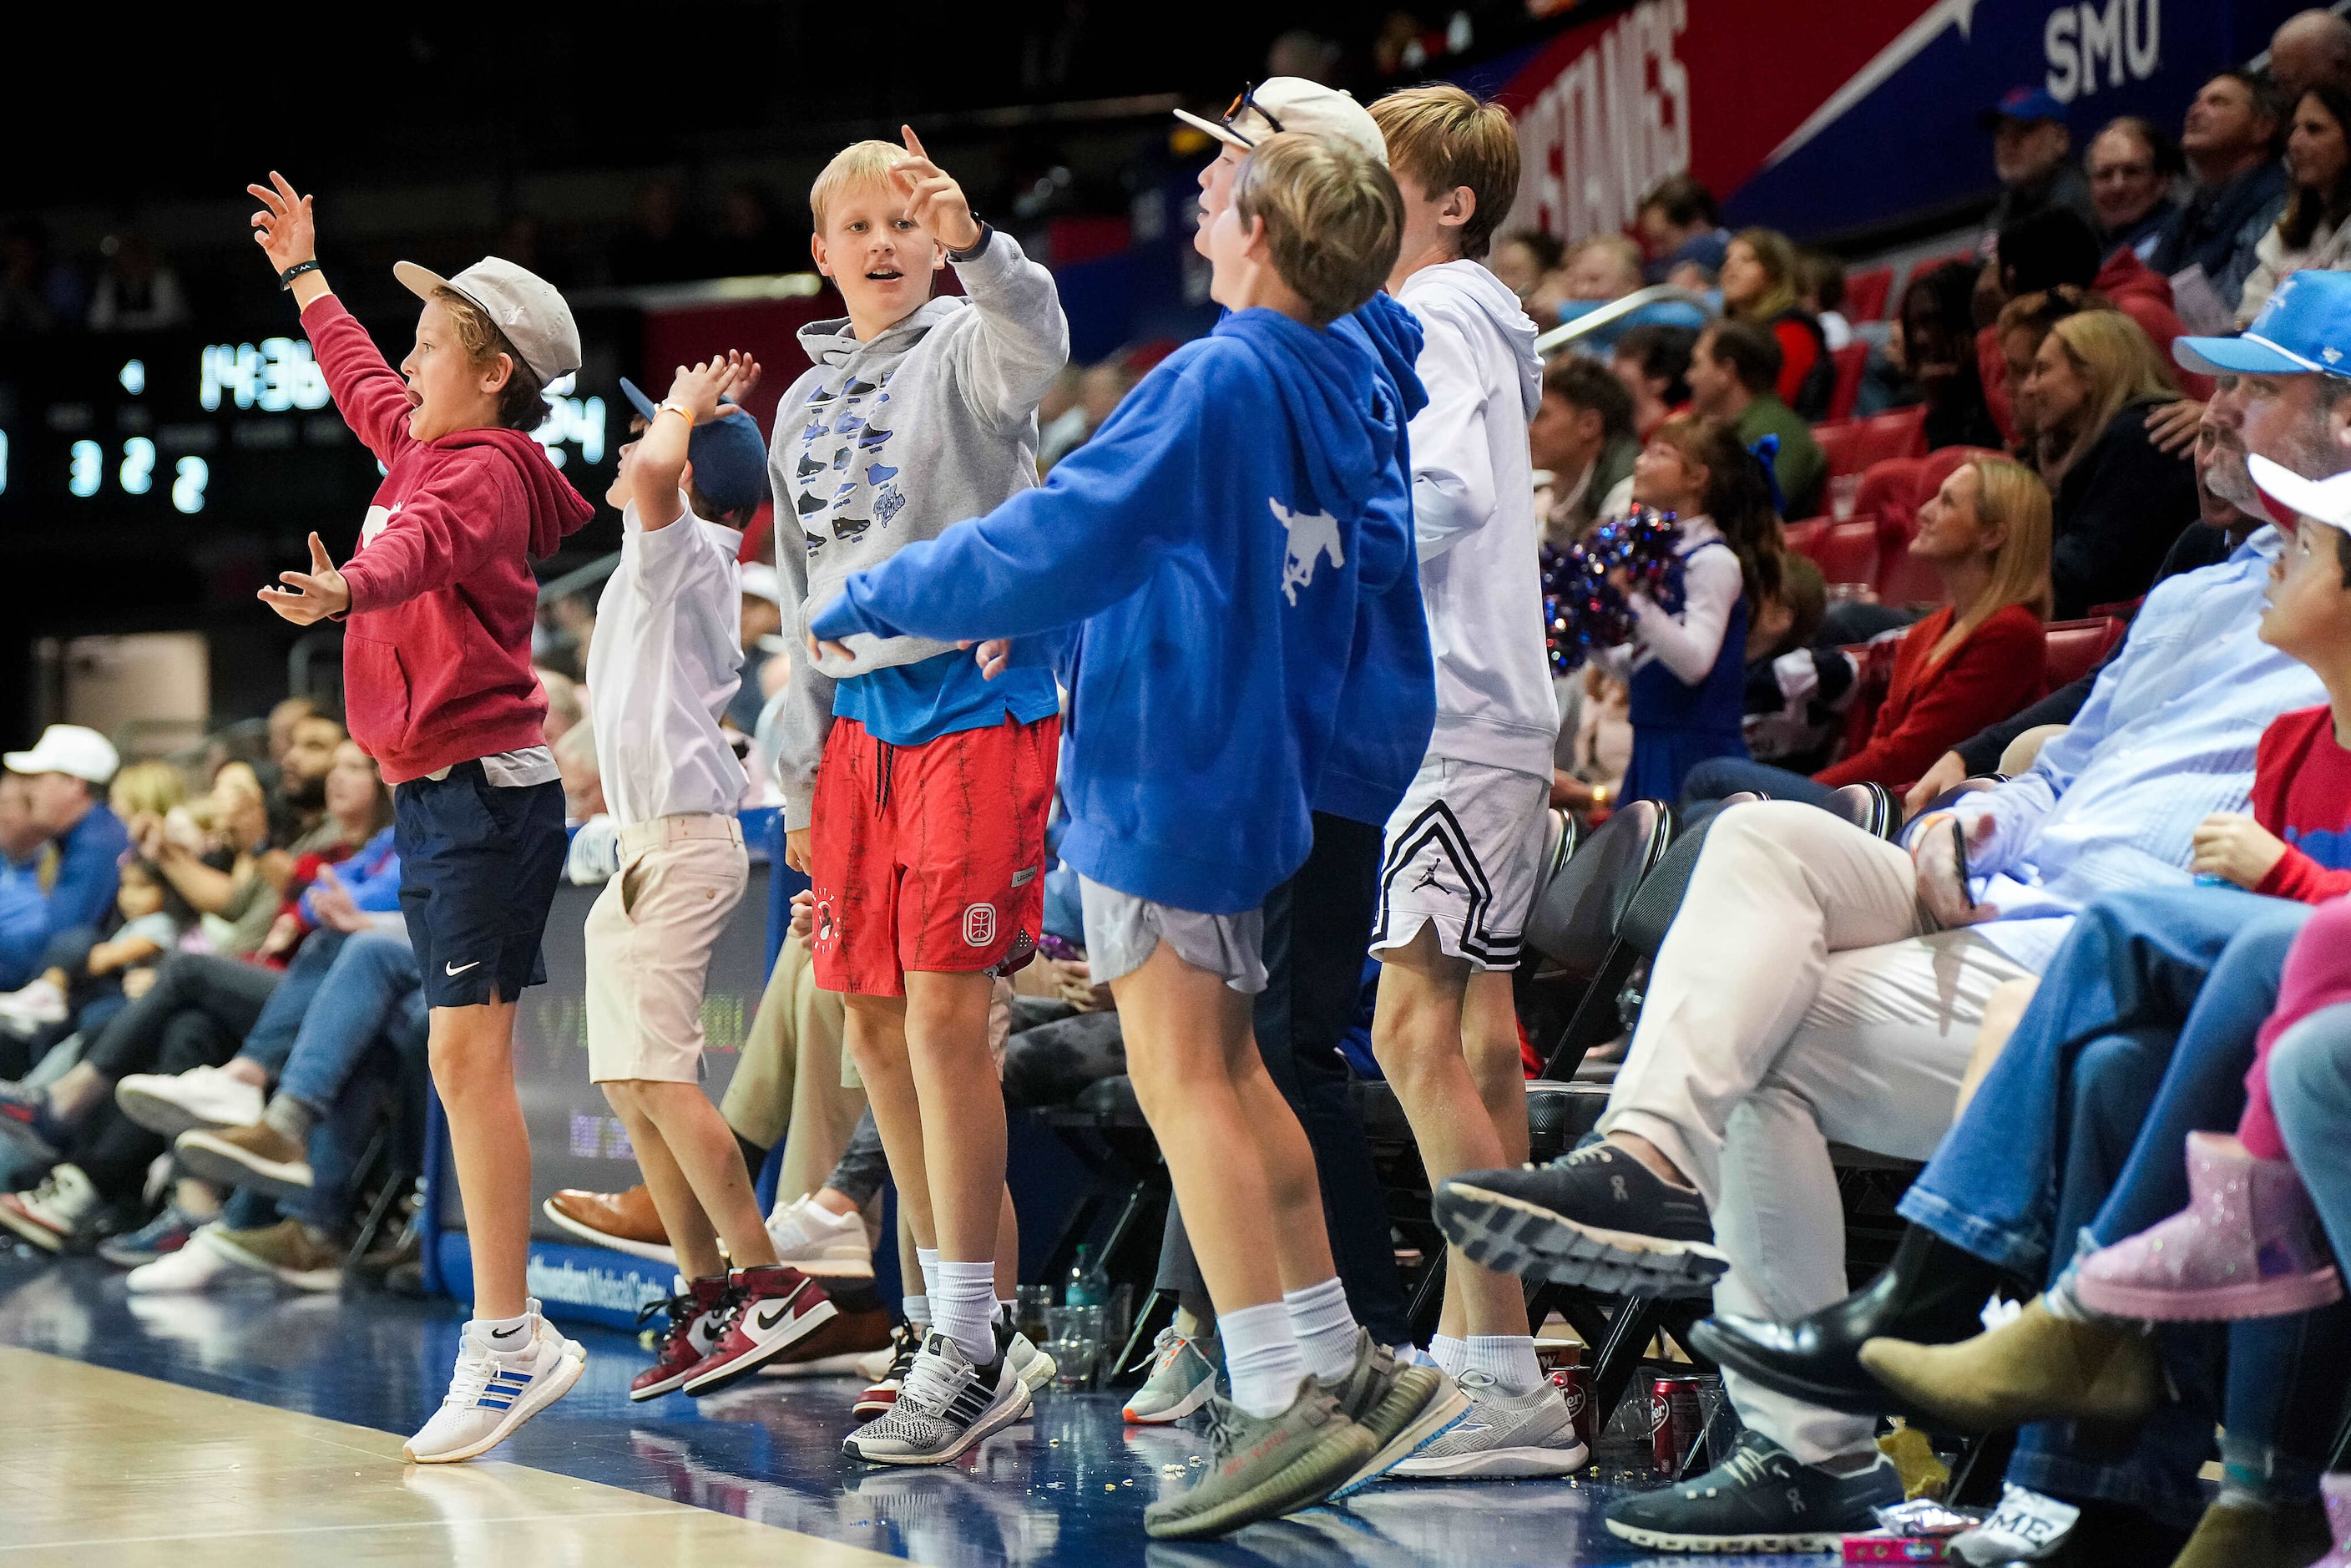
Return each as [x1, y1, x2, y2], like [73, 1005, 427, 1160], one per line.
[585, 815, 750, 1084]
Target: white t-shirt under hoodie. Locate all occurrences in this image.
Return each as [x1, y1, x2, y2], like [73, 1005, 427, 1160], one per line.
[587, 500, 750, 827]
[1395, 260, 1561, 780]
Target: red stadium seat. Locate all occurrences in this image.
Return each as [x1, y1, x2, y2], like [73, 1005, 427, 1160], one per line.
[2044, 617, 2126, 690]
[1813, 407, 1928, 482]
[1843, 266, 1893, 322]
[1826, 342, 1869, 422]
[1790, 517, 1881, 586]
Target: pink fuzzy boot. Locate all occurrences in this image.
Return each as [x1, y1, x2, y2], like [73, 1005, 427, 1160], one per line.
[2075, 1131, 2341, 1321]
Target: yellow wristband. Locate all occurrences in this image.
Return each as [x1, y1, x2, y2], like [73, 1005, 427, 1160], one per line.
[658, 402, 693, 424]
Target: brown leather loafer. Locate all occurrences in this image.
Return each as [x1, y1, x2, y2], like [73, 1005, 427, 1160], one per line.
[543, 1184, 675, 1264]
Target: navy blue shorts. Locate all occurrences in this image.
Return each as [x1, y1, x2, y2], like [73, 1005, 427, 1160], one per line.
[392, 762, 566, 1009]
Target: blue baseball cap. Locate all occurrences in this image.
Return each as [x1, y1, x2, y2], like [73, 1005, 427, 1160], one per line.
[2174, 270, 2351, 377]
[619, 377, 770, 512]
[1980, 86, 2067, 128]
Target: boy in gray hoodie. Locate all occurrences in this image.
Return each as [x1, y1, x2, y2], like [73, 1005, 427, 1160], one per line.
[771, 128, 1069, 1464]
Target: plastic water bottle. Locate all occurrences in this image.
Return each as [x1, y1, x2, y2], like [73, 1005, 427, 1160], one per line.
[1065, 1242, 1108, 1308]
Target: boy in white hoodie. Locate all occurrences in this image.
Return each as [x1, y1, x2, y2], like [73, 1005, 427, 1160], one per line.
[1363, 84, 1581, 1478]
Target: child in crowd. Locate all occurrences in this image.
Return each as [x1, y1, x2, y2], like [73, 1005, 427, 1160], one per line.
[809, 133, 1454, 1539]
[2064, 457, 2351, 1322]
[1610, 416, 1787, 802]
[583, 355, 882, 1403]
[247, 172, 594, 1463]
[771, 127, 1069, 1464]
[0, 859, 191, 1035]
[1358, 83, 1584, 1479]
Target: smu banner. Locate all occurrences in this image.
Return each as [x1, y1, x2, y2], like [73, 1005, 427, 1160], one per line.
[1475, 0, 2302, 244]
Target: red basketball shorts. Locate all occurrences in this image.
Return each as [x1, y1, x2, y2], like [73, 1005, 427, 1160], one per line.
[806, 712, 1059, 997]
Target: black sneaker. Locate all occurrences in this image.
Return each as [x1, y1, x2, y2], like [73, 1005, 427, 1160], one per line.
[1434, 1141, 1727, 1296]
[1603, 1429, 1902, 1553]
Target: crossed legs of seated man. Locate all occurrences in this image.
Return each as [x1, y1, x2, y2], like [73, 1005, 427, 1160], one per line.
[1433, 802, 2034, 1550]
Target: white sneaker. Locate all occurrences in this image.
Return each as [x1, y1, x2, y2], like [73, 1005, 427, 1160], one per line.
[126, 1227, 240, 1293]
[528, 1297, 587, 1363]
[116, 1066, 267, 1140]
[0, 1162, 99, 1252]
[0, 979, 66, 1031]
[842, 1331, 1031, 1465]
[1004, 1328, 1058, 1395]
[404, 1314, 584, 1464]
[764, 1194, 873, 1276]
[1386, 1370, 1589, 1479]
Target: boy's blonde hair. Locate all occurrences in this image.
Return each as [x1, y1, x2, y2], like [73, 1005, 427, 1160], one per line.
[1368, 83, 1519, 260]
[1232, 134, 1403, 327]
[109, 760, 186, 821]
[811, 140, 914, 234]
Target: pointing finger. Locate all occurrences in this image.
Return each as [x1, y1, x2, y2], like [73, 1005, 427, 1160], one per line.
[308, 532, 334, 572]
[902, 124, 928, 161]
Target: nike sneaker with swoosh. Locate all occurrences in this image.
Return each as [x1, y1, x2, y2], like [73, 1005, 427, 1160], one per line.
[679, 1264, 838, 1396]
[404, 1307, 585, 1464]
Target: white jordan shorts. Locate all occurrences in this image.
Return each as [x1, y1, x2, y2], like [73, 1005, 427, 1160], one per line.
[1370, 756, 1549, 973]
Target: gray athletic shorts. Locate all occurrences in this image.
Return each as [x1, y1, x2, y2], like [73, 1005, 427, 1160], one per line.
[1078, 877, 1267, 994]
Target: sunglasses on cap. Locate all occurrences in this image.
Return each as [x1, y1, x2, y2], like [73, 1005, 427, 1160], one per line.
[1221, 82, 1286, 143]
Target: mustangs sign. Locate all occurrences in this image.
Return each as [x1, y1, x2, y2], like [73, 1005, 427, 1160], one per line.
[1474, 0, 2300, 244]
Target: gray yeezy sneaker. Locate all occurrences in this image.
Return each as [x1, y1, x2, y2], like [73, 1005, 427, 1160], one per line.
[1142, 1380, 1376, 1540]
[1317, 1328, 1469, 1496]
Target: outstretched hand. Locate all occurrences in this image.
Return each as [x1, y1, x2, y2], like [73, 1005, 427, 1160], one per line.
[891, 126, 983, 252]
[259, 533, 351, 625]
[666, 351, 764, 424]
[247, 171, 316, 275]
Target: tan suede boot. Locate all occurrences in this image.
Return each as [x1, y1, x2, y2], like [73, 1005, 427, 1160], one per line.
[1856, 1296, 2156, 1433]
[2166, 1496, 2333, 1568]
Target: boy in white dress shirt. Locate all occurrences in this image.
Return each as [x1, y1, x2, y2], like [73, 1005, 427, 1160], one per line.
[582, 355, 853, 1400]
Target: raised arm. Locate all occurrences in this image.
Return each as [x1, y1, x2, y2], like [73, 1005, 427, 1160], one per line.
[892, 129, 1070, 429]
[248, 172, 415, 464]
[632, 353, 762, 534]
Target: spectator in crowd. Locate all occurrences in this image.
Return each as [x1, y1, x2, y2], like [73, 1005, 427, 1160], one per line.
[2268, 8, 2351, 104]
[536, 668, 584, 746]
[4, 726, 126, 958]
[1535, 233, 1707, 346]
[1982, 87, 2100, 236]
[1636, 172, 1731, 285]
[0, 775, 50, 1004]
[2087, 114, 2186, 260]
[1796, 248, 1852, 352]
[1978, 206, 2206, 443]
[1431, 325, 2347, 1554]
[1737, 556, 1844, 776]
[1717, 228, 1835, 419]
[1529, 355, 1638, 544]
[135, 761, 282, 959]
[552, 712, 605, 827]
[2238, 78, 2351, 323]
[1988, 284, 2102, 452]
[264, 709, 344, 846]
[1899, 260, 2004, 450]
[1609, 415, 1787, 802]
[2025, 308, 2199, 615]
[1683, 453, 2052, 808]
[2151, 69, 2291, 315]
[1487, 227, 1562, 302]
[85, 232, 190, 332]
[1686, 318, 1828, 520]
[1610, 321, 1696, 443]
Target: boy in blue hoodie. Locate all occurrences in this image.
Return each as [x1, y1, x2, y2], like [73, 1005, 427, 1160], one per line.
[811, 134, 1451, 1540]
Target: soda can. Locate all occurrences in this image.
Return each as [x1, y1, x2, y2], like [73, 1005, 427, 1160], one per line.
[1649, 1373, 1706, 1475]
[1549, 1362, 1595, 1451]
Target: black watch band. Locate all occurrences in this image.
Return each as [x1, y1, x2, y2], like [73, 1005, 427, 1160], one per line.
[279, 260, 323, 291]
[945, 223, 993, 264]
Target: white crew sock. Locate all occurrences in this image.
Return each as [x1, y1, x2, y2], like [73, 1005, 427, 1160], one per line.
[1282, 1277, 1360, 1384]
[1221, 1300, 1308, 1419]
[1464, 1334, 1545, 1395]
[931, 1260, 999, 1363]
[1429, 1334, 1469, 1378]
[916, 1247, 940, 1296]
[474, 1308, 533, 1355]
[903, 1294, 930, 1327]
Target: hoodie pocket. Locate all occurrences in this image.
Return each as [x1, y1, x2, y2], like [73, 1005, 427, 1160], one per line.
[342, 634, 413, 757]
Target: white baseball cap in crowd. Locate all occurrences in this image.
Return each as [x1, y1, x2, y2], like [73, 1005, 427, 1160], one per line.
[4, 724, 119, 785]
[392, 255, 583, 384]
[1174, 78, 1389, 167]
[2249, 453, 2351, 535]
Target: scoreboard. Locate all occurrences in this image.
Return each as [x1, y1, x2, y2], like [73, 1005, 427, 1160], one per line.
[0, 327, 619, 536]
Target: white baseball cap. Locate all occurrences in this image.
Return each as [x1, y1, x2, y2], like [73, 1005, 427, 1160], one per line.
[5, 724, 119, 786]
[1175, 78, 1389, 167]
[393, 255, 582, 384]
[2249, 453, 2351, 534]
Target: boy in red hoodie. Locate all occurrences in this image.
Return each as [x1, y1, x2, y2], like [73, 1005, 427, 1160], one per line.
[248, 173, 594, 1463]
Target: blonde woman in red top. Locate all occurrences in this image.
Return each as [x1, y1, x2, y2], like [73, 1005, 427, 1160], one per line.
[1686, 454, 2053, 810]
